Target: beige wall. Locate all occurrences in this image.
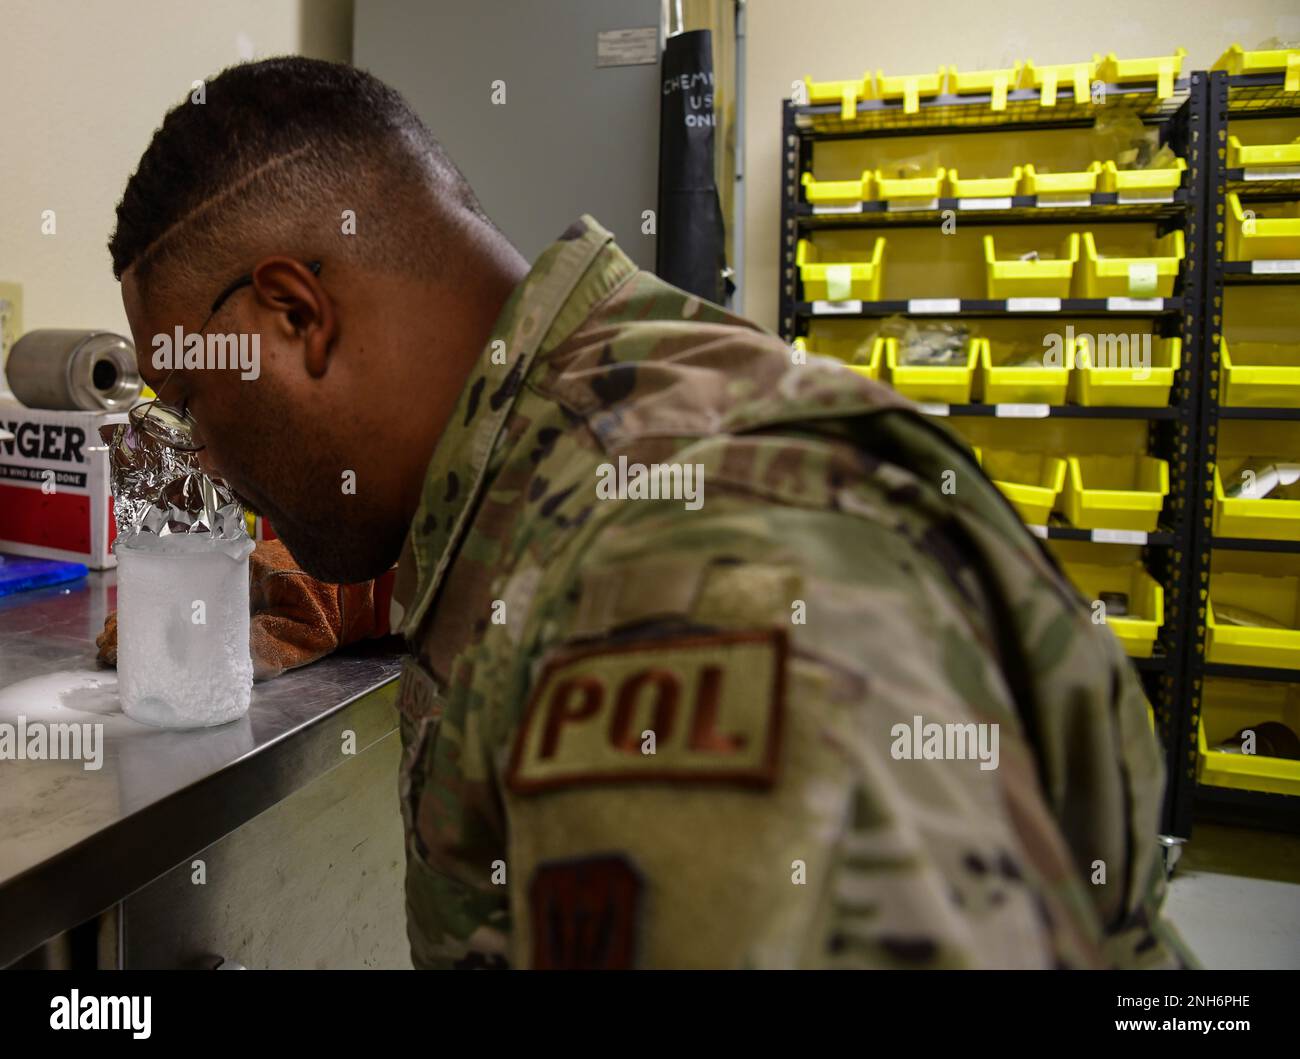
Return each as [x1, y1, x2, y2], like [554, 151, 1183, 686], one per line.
[9, 1, 1299, 340]
[0, 0, 351, 344]
[742, 0, 1300, 330]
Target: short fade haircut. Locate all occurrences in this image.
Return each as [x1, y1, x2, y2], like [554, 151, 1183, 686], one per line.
[110, 56, 488, 309]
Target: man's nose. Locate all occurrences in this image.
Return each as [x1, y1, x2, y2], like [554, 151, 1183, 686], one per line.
[135, 350, 165, 394]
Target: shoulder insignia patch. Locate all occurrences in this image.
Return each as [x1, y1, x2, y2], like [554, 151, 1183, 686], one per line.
[506, 629, 786, 793]
[530, 855, 641, 970]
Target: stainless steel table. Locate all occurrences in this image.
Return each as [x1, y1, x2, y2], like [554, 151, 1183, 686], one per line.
[0, 569, 406, 968]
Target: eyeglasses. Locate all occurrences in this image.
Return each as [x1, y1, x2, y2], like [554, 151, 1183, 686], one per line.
[133, 260, 323, 452]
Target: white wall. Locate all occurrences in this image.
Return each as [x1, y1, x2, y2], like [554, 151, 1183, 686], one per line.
[742, 0, 1300, 330]
[8, 1, 1300, 339]
[0, 0, 351, 338]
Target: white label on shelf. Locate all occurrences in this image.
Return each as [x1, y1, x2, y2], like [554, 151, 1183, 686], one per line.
[811, 202, 865, 214]
[1117, 191, 1175, 204]
[907, 298, 961, 314]
[1127, 262, 1159, 296]
[994, 403, 1051, 418]
[1091, 528, 1148, 545]
[958, 197, 1013, 211]
[1006, 297, 1061, 312]
[1251, 259, 1300, 274]
[1243, 166, 1300, 181]
[886, 198, 940, 212]
[1106, 296, 1164, 310]
[1027, 524, 1050, 539]
[1035, 195, 1091, 208]
[595, 27, 659, 67]
[811, 299, 864, 315]
[917, 403, 950, 416]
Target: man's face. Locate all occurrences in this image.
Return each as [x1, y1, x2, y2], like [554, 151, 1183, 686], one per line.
[119, 263, 408, 584]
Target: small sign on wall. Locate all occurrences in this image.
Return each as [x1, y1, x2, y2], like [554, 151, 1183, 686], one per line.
[597, 27, 659, 68]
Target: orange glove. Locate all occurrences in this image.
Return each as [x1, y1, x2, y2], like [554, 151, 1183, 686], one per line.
[97, 539, 396, 680]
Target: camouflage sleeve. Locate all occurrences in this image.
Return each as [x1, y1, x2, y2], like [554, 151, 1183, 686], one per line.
[862, 411, 1194, 968]
[960, 518, 1194, 971]
[1100, 660, 1198, 969]
[487, 461, 1164, 968]
[397, 656, 512, 969]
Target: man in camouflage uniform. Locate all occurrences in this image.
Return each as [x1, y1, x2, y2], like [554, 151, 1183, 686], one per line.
[108, 58, 1190, 969]
[390, 214, 1189, 970]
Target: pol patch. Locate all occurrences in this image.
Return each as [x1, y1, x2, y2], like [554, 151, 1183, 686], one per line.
[506, 629, 786, 793]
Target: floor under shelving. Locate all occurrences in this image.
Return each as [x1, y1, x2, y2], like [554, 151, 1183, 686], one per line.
[1165, 823, 1300, 969]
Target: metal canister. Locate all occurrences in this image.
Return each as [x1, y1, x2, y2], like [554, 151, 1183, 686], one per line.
[5, 329, 141, 411]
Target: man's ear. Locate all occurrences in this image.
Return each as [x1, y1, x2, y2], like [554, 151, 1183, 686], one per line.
[250, 257, 337, 378]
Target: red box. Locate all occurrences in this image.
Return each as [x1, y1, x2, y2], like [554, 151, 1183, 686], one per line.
[0, 398, 126, 569]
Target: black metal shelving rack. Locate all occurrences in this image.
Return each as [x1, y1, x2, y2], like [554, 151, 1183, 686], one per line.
[1188, 69, 1300, 834]
[778, 74, 1212, 836]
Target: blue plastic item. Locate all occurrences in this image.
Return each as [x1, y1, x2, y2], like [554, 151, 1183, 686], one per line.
[0, 553, 89, 597]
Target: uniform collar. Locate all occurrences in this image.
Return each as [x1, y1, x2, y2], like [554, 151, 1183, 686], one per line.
[389, 215, 635, 637]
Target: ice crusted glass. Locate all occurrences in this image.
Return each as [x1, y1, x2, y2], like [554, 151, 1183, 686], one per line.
[116, 532, 255, 728]
[102, 404, 253, 728]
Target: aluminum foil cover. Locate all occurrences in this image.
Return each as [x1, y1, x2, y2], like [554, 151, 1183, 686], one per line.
[100, 421, 248, 542]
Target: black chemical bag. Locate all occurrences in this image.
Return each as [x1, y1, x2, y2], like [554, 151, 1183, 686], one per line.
[656, 29, 728, 305]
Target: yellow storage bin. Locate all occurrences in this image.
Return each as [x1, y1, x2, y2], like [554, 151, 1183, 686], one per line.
[1098, 158, 1186, 196]
[945, 63, 1022, 111]
[983, 233, 1079, 298]
[885, 336, 977, 403]
[1094, 49, 1186, 98]
[1226, 134, 1300, 170]
[981, 449, 1067, 526]
[1221, 339, 1300, 407]
[796, 238, 886, 302]
[1076, 230, 1183, 298]
[1020, 59, 1096, 105]
[792, 334, 884, 381]
[1071, 336, 1180, 406]
[801, 171, 872, 206]
[1060, 454, 1169, 532]
[1198, 680, 1300, 797]
[874, 166, 946, 203]
[874, 67, 945, 114]
[1059, 560, 1164, 658]
[803, 73, 872, 120]
[1207, 571, 1300, 669]
[1226, 193, 1300, 261]
[1213, 457, 1300, 541]
[978, 337, 1069, 404]
[947, 167, 1023, 198]
[1213, 43, 1300, 93]
[1021, 162, 1102, 198]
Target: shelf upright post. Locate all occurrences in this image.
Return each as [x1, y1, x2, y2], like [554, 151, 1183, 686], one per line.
[778, 100, 806, 344]
[1158, 71, 1215, 838]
